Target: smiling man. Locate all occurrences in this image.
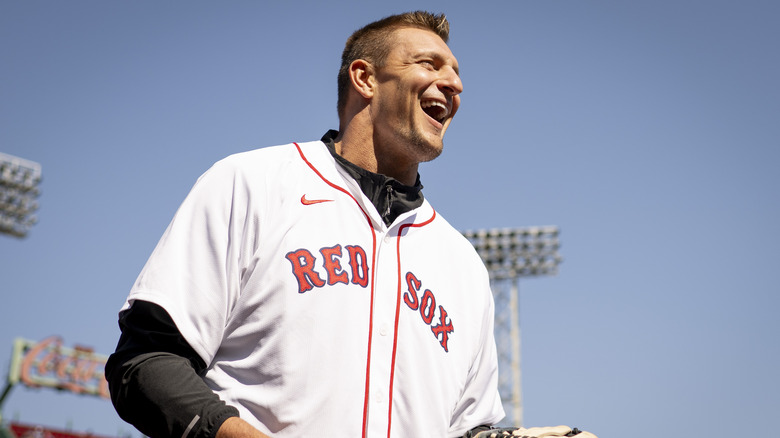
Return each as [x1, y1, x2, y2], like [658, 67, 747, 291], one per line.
[334, 23, 462, 186]
[106, 11, 595, 438]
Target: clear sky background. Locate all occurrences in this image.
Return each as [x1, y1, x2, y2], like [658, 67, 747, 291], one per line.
[1, 1, 778, 437]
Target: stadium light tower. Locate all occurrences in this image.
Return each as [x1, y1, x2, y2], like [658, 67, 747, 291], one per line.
[462, 226, 562, 427]
[0, 152, 42, 238]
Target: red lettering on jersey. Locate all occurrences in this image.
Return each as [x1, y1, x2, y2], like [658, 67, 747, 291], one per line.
[320, 244, 349, 286]
[346, 245, 369, 288]
[403, 271, 454, 353]
[431, 306, 454, 352]
[285, 249, 326, 293]
[403, 271, 421, 310]
[419, 289, 436, 325]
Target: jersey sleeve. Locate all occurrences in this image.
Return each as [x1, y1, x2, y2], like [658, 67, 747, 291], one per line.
[448, 279, 506, 436]
[123, 157, 258, 365]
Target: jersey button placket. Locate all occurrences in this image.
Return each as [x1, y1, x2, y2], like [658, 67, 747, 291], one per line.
[365, 228, 398, 436]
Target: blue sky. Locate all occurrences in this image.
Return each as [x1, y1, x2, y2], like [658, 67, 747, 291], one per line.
[1, 1, 778, 437]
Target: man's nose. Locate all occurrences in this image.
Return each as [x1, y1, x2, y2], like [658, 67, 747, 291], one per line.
[438, 66, 463, 96]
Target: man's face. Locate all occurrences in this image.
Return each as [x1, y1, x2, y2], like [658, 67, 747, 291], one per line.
[369, 27, 463, 165]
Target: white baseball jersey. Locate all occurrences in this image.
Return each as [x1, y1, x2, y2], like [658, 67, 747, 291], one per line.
[122, 139, 504, 437]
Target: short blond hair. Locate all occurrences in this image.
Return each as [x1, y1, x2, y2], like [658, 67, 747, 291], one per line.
[337, 11, 450, 118]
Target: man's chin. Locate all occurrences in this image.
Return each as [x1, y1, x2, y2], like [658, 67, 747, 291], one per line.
[410, 136, 444, 163]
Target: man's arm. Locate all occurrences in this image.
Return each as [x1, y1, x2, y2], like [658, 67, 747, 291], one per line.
[106, 300, 241, 438]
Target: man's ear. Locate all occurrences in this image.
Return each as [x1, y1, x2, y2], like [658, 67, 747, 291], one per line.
[349, 59, 376, 99]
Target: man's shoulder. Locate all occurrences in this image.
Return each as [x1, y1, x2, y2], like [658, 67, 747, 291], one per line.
[426, 208, 487, 266]
[215, 139, 327, 172]
[223, 140, 308, 161]
[428, 208, 467, 241]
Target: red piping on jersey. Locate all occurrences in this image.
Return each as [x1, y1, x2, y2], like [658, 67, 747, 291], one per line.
[386, 211, 437, 438]
[293, 142, 378, 438]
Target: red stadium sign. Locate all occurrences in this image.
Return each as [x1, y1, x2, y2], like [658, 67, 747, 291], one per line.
[8, 422, 115, 438]
[7, 337, 109, 399]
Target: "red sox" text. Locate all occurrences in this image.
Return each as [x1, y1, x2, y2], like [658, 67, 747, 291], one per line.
[285, 246, 453, 352]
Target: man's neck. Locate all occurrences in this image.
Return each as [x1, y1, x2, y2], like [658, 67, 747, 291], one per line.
[334, 127, 419, 186]
[321, 130, 425, 227]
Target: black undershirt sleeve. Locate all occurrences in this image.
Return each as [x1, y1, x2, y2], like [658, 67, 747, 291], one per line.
[105, 300, 239, 438]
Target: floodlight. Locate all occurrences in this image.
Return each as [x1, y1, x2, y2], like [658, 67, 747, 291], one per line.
[0, 152, 42, 238]
[462, 226, 562, 426]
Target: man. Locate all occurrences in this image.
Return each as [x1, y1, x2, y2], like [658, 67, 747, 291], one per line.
[106, 11, 596, 438]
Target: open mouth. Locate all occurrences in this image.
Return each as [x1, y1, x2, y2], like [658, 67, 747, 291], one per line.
[421, 100, 450, 124]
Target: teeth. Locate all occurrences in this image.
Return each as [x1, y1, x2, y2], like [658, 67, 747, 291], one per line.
[421, 100, 448, 111]
[421, 100, 450, 121]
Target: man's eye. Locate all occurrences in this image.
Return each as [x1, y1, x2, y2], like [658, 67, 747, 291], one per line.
[420, 60, 435, 68]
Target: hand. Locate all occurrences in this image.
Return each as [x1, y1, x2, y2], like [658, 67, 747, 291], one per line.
[215, 417, 272, 438]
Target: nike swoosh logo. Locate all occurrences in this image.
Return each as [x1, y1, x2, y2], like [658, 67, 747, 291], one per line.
[301, 194, 333, 205]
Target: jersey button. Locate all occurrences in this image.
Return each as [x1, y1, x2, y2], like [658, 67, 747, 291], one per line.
[379, 324, 389, 336]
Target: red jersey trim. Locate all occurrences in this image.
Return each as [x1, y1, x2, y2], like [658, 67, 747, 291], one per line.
[293, 142, 378, 438]
[386, 210, 437, 437]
